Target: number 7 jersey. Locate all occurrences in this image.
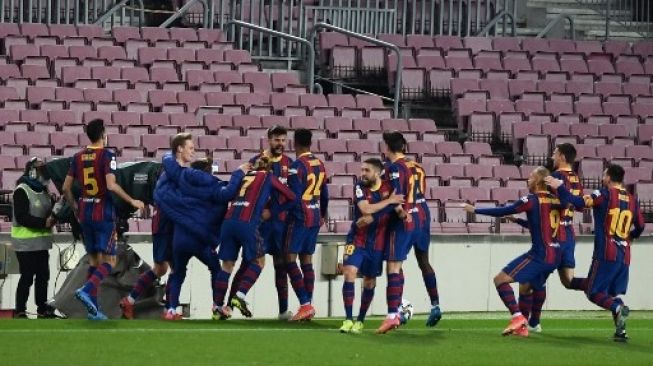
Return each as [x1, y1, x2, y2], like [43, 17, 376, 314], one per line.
[287, 152, 329, 228]
[66, 147, 117, 223]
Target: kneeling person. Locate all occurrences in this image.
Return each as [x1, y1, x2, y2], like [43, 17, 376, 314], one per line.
[340, 159, 404, 334]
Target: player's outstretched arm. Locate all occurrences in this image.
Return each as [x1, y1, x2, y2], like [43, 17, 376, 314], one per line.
[106, 174, 144, 210]
[209, 166, 247, 203]
[506, 216, 530, 229]
[464, 199, 527, 217]
[545, 176, 586, 209]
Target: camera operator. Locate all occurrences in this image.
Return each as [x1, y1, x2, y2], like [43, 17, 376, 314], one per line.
[10, 157, 58, 319]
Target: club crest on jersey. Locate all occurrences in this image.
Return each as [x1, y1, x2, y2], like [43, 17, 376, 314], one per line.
[390, 172, 400, 179]
[520, 196, 529, 203]
[355, 186, 364, 199]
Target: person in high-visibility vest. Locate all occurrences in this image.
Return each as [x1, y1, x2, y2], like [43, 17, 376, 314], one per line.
[10, 157, 57, 319]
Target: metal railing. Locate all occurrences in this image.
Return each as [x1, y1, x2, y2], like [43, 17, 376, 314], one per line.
[159, 0, 208, 28]
[537, 13, 576, 39]
[476, 9, 515, 36]
[314, 0, 512, 37]
[577, 0, 652, 38]
[309, 22, 402, 117]
[301, 5, 397, 38]
[228, 19, 318, 93]
[0, 0, 145, 27]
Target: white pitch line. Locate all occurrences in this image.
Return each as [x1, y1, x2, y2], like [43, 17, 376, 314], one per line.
[1, 328, 652, 334]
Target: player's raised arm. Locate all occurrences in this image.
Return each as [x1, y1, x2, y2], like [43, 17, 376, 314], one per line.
[208, 163, 249, 203]
[546, 176, 586, 210]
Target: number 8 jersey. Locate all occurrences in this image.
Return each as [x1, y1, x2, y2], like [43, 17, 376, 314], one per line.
[66, 147, 117, 223]
[288, 152, 329, 228]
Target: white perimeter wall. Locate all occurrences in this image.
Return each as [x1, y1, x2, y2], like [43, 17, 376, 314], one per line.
[1, 234, 652, 319]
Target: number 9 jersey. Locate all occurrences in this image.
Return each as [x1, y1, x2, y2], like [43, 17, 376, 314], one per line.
[67, 147, 117, 223]
[287, 152, 329, 228]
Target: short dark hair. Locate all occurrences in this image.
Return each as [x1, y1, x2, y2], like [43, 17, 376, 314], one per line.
[170, 132, 193, 155]
[605, 164, 625, 183]
[363, 158, 384, 172]
[294, 128, 312, 148]
[383, 131, 406, 153]
[85, 119, 105, 143]
[190, 158, 213, 173]
[556, 143, 577, 164]
[267, 125, 287, 139]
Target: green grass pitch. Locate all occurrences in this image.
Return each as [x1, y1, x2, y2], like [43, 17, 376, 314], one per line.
[1, 312, 652, 366]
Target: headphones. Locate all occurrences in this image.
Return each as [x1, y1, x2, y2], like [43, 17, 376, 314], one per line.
[26, 157, 45, 180]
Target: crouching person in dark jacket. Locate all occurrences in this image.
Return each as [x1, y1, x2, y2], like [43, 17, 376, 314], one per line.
[10, 157, 57, 319]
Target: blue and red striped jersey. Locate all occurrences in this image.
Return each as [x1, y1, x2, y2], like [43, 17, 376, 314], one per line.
[551, 168, 584, 241]
[585, 186, 645, 265]
[475, 192, 563, 264]
[407, 160, 430, 228]
[288, 152, 329, 227]
[249, 153, 293, 222]
[225, 170, 296, 227]
[384, 157, 423, 231]
[346, 180, 394, 251]
[66, 147, 117, 223]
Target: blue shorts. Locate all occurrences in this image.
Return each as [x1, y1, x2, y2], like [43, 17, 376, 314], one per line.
[414, 227, 431, 252]
[172, 226, 221, 276]
[503, 253, 557, 286]
[260, 220, 286, 256]
[81, 220, 116, 256]
[558, 226, 576, 269]
[219, 220, 265, 262]
[283, 220, 319, 255]
[385, 222, 420, 262]
[343, 244, 384, 278]
[586, 259, 629, 297]
[152, 231, 173, 263]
